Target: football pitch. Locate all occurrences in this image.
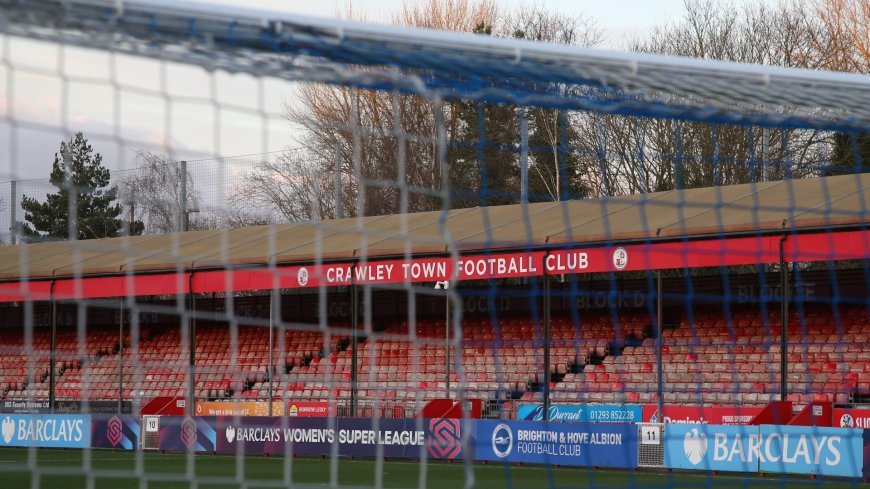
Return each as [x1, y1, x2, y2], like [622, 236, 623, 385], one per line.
[0, 448, 865, 489]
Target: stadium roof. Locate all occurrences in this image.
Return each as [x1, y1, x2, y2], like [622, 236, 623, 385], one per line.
[1, 173, 869, 283]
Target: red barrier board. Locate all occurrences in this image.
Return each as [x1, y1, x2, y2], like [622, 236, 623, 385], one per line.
[833, 408, 870, 428]
[642, 404, 763, 425]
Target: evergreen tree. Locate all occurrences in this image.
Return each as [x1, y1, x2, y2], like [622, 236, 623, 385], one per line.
[824, 132, 870, 176]
[20, 132, 143, 241]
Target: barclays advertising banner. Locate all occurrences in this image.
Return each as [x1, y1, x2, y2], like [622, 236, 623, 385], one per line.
[665, 424, 760, 473]
[0, 414, 90, 448]
[475, 420, 637, 468]
[666, 424, 865, 478]
[518, 404, 641, 423]
[91, 414, 140, 450]
[757, 425, 863, 478]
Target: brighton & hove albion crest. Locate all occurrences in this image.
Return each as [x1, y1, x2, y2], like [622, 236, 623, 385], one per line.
[491, 423, 513, 458]
[612, 247, 628, 270]
[683, 428, 707, 466]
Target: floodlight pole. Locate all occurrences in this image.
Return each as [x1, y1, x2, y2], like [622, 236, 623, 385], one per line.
[49, 281, 57, 411]
[656, 271, 663, 420]
[436, 281, 451, 398]
[543, 259, 551, 421]
[180, 160, 189, 232]
[779, 235, 789, 401]
[350, 269, 358, 417]
[118, 299, 124, 413]
[268, 290, 275, 416]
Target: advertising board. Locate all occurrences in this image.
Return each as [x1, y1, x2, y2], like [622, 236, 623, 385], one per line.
[0, 414, 90, 448]
[518, 404, 641, 423]
[643, 405, 762, 425]
[91, 414, 140, 450]
[665, 424, 760, 472]
[833, 408, 870, 429]
[665, 424, 865, 478]
[757, 425, 863, 478]
[195, 401, 284, 417]
[475, 420, 637, 468]
[287, 401, 333, 417]
[214, 417, 432, 458]
[157, 416, 216, 452]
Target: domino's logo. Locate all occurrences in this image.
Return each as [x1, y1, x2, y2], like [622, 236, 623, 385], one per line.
[491, 423, 513, 458]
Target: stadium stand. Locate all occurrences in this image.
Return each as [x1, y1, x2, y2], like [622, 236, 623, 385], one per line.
[2, 305, 867, 413]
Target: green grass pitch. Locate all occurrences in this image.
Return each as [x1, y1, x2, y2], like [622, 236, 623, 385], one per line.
[0, 448, 865, 488]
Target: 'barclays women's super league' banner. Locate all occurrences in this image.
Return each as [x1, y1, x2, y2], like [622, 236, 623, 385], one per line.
[475, 420, 637, 468]
[91, 415, 139, 450]
[156, 416, 467, 461]
[518, 404, 641, 423]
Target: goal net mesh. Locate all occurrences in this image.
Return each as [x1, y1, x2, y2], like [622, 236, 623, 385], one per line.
[1, 0, 869, 487]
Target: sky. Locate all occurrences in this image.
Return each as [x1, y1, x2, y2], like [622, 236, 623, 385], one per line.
[0, 0, 774, 239]
[1, 0, 703, 181]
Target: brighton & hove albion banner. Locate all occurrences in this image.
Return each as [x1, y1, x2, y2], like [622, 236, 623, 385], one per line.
[475, 420, 636, 468]
[0, 414, 90, 448]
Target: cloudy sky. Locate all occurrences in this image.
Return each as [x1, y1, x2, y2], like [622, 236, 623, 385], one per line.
[0, 0, 715, 182]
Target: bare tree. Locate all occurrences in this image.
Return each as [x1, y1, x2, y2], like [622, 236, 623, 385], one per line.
[122, 152, 200, 234]
[253, 0, 601, 218]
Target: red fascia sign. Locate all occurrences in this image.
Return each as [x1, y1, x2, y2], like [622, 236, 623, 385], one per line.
[642, 404, 764, 425]
[833, 408, 870, 429]
[1, 229, 868, 301]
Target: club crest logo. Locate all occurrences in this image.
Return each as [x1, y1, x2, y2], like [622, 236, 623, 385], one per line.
[225, 425, 236, 443]
[107, 416, 123, 447]
[1, 416, 14, 444]
[181, 418, 197, 450]
[839, 413, 854, 428]
[288, 404, 299, 417]
[427, 418, 462, 460]
[491, 423, 513, 458]
[683, 428, 707, 466]
[297, 267, 309, 287]
[612, 247, 628, 270]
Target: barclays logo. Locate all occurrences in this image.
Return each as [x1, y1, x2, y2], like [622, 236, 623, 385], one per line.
[683, 428, 707, 465]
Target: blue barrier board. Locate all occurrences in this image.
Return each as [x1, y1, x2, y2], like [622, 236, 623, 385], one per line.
[0, 414, 90, 448]
[475, 420, 637, 468]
